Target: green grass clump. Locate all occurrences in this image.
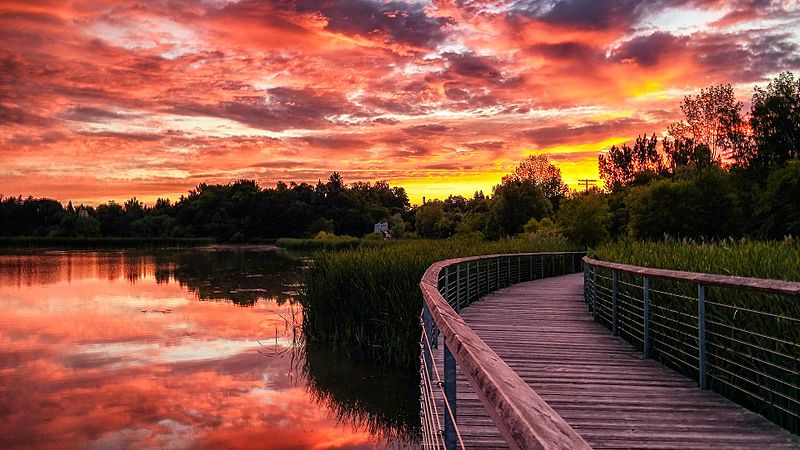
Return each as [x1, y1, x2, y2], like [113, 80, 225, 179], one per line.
[591, 238, 800, 280]
[589, 239, 800, 433]
[276, 232, 387, 251]
[301, 235, 576, 367]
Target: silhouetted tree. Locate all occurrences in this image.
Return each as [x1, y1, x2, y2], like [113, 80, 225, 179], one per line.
[667, 84, 748, 163]
[501, 155, 568, 209]
[736, 72, 800, 172]
[598, 134, 664, 191]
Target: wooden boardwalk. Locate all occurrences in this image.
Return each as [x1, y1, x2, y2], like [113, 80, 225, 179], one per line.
[439, 273, 800, 449]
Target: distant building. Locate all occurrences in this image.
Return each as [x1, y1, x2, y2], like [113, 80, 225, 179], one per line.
[373, 222, 393, 239]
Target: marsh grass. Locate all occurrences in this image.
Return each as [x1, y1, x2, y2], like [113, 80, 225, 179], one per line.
[591, 239, 800, 433]
[276, 235, 387, 251]
[301, 236, 576, 367]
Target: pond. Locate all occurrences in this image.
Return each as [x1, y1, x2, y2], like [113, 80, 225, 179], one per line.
[0, 247, 418, 449]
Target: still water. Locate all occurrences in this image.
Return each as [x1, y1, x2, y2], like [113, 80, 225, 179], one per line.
[0, 247, 417, 449]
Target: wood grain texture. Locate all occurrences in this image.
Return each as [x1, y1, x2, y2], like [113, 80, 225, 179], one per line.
[430, 273, 800, 449]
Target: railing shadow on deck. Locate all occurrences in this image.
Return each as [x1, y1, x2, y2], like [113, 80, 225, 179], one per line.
[419, 252, 590, 450]
[583, 256, 800, 435]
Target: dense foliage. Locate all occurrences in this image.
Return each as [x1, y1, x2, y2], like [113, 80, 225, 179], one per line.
[301, 236, 576, 367]
[0, 174, 410, 242]
[587, 72, 800, 243]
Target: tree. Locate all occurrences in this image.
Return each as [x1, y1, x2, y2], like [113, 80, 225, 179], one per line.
[415, 200, 455, 238]
[557, 191, 611, 247]
[489, 180, 552, 237]
[598, 134, 664, 191]
[756, 161, 800, 239]
[667, 84, 748, 162]
[737, 72, 800, 171]
[502, 155, 568, 208]
[626, 167, 742, 240]
[662, 137, 713, 171]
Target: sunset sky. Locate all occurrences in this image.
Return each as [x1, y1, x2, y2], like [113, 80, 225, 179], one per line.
[2, 0, 799, 205]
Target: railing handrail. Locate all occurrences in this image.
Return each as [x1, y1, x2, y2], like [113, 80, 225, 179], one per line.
[583, 256, 800, 296]
[420, 252, 590, 450]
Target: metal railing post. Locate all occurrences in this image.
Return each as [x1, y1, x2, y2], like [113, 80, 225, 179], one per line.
[455, 263, 461, 313]
[517, 256, 521, 283]
[465, 263, 471, 306]
[698, 283, 707, 389]
[643, 276, 650, 357]
[496, 258, 500, 290]
[612, 269, 619, 336]
[529, 255, 533, 281]
[422, 303, 434, 380]
[444, 266, 450, 304]
[443, 340, 457, 450]
[541, 255, 544, 278]
[476, 260, 481, 298]
[591, 265, 597, 321]
[583, 263, 590, 311]
[507, 257, 511, 286]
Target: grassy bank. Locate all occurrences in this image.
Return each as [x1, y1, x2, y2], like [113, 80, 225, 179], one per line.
[0, 236, 215, 249]
[276, 236, 363, 250]
[301, 236, 576, 367]
[590, 239, 799, 432]
[591, 239, 800, 280]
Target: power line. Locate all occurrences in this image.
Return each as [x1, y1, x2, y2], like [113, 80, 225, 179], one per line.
[577, 179, 597, 192]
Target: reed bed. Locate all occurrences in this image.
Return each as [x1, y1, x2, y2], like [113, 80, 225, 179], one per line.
[590, 239, 800, 433]
[301, 236, 576, 367]
[276, 236, 386, 251]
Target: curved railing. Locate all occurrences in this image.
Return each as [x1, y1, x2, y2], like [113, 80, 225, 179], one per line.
[583, 256, 800, 434]
[419, 252, 590, 449]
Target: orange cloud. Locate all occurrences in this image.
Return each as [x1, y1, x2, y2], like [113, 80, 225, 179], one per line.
[1, 0, 799, 203]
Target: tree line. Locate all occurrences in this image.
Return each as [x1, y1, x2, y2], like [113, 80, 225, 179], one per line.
[581, 71, 800, 246]
[0, 175, 410, 241]
[3, 72, 797, 245]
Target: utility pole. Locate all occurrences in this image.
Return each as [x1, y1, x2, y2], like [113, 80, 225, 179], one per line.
[577, 179, 597, 192]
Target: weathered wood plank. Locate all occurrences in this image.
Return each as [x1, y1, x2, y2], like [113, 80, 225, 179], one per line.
[429, 272, 800, 449]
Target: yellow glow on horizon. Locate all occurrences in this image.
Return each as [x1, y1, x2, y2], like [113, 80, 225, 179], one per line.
[526, 136, 631, 157]
[391, 171, 506, 205]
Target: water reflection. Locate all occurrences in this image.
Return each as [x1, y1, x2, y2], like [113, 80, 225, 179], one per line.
[0, 247, 416, 449]
[303, 342, 420, 444]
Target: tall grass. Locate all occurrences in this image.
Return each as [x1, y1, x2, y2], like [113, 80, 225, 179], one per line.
[276, 235, 387, 251]
[590, 239, 800, 433]
[301, 236, 576, 367]
[591, 238, 800, 280]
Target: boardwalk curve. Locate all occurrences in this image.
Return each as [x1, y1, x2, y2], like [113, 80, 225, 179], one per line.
[420, 253, 800, 449]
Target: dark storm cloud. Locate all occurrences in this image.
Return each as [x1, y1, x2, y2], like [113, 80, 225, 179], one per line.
[299, 135, 369, 149]
[693, 32, 800, 82]
[403, 124, 452, 134]
[510, 0, 652, 30]
[519, 118, 650, 147]
[296, 0, 453, 48]
[167, 88, 353, 131]
[527, 41, 600, 64]
[60, 106, 124, 122]
[610, 32, 689, 67]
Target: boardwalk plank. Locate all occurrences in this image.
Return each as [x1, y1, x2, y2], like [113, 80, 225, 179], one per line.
[433, 273, 800, 449]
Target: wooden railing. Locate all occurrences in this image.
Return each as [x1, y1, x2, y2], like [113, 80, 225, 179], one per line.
[419, 252, 590, 450]
[583, 256, 800, 434]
